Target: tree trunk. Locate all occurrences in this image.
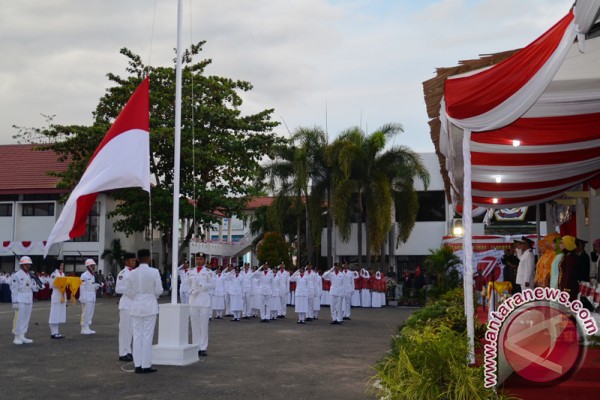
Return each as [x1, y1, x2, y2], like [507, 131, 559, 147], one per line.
[297, 214, 302, 267]
[305, 201, 313, 266]
[388, 224, 396, 271]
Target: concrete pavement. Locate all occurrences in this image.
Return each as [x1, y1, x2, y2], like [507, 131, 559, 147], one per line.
[0, 296, 413, 400]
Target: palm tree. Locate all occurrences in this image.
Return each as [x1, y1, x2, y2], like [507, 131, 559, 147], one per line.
[101, 238, 127, 277]
[262, 127, 332, 268]
[328, 123, 430, 269]
[424, 246, 460, 298]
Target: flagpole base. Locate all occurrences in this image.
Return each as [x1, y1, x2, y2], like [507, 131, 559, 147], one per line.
[152, 303, 198, 366]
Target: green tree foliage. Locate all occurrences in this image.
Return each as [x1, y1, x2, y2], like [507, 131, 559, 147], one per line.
[14, 43, 285, 266]
[256, 231, 291, 266]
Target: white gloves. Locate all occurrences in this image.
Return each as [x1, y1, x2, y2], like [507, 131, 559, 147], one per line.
[12, 302, 19, 310]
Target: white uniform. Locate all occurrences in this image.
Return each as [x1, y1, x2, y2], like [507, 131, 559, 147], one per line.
[323, 268, 345, 323]
[211, 272, 226, 318]
[360, 269, 371, 307]
[341, 269, 355, 318]
[516, 248, 536, 289]
[290, 271, 310, 322]
[255, 268, 274, 321]
[125, 263, 163, 369]
[276, 268, 290, 317]
[188, 265, 215, 352]
[224, 271, 244, 320]
[48, 269, 67, 336]
[178, 266, 190, 304]
[79, 270, 99, 333]
[270, 273, 281, 320]
[10, 269, 38, 343]
[240, 268, 254, 318]
[305, 270, 317, 319]
[115, 266, 134, 358]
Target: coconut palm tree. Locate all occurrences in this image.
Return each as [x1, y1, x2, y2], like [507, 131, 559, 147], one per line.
[262, 126, 333, 268]
[328, 123, 430, 269]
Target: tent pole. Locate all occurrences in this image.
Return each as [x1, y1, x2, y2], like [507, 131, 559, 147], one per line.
[462, 131, 475, 364]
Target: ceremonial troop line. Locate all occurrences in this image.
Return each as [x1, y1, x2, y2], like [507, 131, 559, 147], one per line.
[7, 250, 388, 374]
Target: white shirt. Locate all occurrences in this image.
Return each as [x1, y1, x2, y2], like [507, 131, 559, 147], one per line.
[125, 263, 163, 317]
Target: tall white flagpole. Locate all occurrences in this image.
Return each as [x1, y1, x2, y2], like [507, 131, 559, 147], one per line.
[152, 0, 198, 365]
[171, 0, 183, 305]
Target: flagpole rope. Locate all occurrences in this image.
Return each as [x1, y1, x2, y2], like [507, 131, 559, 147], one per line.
[147, 0, 158, 72]
[189, 0, 197, 241]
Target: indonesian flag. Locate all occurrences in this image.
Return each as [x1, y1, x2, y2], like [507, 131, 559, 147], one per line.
[44, 78, 150, 258]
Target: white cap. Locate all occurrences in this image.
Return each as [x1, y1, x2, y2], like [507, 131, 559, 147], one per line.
[85, 259, 96, 267]
[19, 256, 33, 265]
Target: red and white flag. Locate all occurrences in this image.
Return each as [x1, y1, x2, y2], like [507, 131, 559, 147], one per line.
[44, 78, 150, 258]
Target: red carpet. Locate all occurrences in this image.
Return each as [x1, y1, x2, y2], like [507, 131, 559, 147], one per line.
[475, 306, 600, 400]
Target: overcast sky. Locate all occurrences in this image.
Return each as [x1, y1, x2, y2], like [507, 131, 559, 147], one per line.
[0, 0, 573, 152]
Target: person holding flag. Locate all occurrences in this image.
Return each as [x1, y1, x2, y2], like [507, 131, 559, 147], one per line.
[80, 259, 100, 335]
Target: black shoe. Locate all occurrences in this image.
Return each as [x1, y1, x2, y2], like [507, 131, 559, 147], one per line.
[305, 318, 313, 322]
[260, 319, 269, 323]
[199, 350, 207, 356]
[142, 367, 157, 373]
[297, 321, 305, 324]
[278, 315, 285, 319]
[51, 334, 65, 339]
[343, 317, 351, 320]
[242, 316, 250, 320]
[331, 321, 341, 325]
[135, 367, 143, 374]
[119, 354, 133, 362]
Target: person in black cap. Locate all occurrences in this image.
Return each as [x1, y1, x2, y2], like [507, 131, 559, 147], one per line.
[188, 252, 215, 356]
[115, 252, 137, 362]
[575, 238, 591, 282]
[125, 249, 163, 373]
[515, 236, 535, 293]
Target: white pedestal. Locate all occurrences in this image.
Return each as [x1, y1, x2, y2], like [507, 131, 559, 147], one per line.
[152, 303, 198, 366]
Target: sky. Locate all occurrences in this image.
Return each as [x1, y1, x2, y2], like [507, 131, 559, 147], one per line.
[0, 0, 574, 152]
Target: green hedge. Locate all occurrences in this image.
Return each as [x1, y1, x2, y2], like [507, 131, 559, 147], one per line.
[368, 288, 516, 400]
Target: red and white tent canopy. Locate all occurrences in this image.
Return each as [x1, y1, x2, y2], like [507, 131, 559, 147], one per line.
[439, 0, 600, 207]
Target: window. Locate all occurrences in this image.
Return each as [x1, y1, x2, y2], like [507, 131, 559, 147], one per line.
[416, 191, 446, 222]
[22, 202, 54, 216]
[0, 203, 12, 217]
[71, 202, 100, 242]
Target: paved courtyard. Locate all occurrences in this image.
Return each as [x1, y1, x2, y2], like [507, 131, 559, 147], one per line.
[0, 296, 413, 400]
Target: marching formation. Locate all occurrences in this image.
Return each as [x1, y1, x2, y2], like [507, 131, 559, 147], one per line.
[6, 251, 389, 375]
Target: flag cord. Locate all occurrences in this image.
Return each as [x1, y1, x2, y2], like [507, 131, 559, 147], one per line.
[146, 0, 158, 72]
[189, 0, 197, 241]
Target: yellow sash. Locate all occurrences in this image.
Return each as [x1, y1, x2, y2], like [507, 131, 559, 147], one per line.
[54, 277, 83, 304]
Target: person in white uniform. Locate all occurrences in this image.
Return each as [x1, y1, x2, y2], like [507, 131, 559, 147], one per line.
[323, 263, 345, 324]
[305, 263, 317, 321]
[240, 263, 253, 319]
[49, 261, 67, 339]
[211, 268, 227, 319]
[341, 262, 355, 320]
[177, 260, 190, 304]
[290, 267, 309, 323]
[276, 262, 290, 318]
[11, 256, 39, 345]
[125, 249, 163, 374]
[188, 252, 215, 356]
[255, 263, 274, 322]
[115, 252, 137, 362]
[79, 259, 100, 335]
[223, 265, 244, 321]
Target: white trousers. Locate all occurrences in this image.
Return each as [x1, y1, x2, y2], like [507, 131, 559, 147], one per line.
[190, 306, 210, 351]
[259, 294, 271, 320]
[119, 309, 133, 356]
[330, 294, 343, 322]
[279, 294, 288, 316]
[307, 296, 314, 318]
[180, 291, 189, 305]
[242, 292, 252, 317]
[12, 303, 32, 335]
[132, 314, 156, 368]
[80, 302, 95, 327]
[342, 293, 352, 317]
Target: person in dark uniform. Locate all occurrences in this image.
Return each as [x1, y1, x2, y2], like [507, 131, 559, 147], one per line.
[559, 235, 579, 301]
[574, 238, 591, 282]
